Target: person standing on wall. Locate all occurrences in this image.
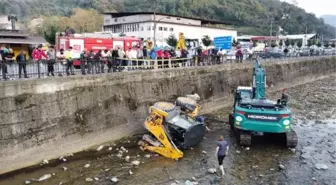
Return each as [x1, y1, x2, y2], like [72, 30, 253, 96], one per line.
[80, 50, 87, 75]
[47, 46, 56, 76]
[87, 50, 95, 74]
[5, 48, 15, 79]
[16, 50, 28, 78]
[65, 47, 74, 76]
[0, 46, 7, 80]
[32, 45, 48, 76]
[216, 135, 229, 176]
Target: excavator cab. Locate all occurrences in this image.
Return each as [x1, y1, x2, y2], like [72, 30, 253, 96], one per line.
[140, 101, 205, 160]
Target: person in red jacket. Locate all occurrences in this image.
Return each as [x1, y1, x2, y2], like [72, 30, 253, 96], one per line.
[32, 45, 48, 61]
[32, 45, 48, 76]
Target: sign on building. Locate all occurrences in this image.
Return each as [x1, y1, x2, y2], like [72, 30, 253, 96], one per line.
[214, 36, 232, 50]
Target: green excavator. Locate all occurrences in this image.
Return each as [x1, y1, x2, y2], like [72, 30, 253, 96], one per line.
[229, 59, 298, 148]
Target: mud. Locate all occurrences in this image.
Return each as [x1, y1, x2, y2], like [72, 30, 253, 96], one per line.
[0, 77, 336, 185]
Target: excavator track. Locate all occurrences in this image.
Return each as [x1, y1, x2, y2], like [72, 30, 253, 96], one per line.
[286, 130, 298, 148]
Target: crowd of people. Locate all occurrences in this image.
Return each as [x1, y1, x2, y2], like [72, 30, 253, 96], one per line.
[1, 42, 316, 80]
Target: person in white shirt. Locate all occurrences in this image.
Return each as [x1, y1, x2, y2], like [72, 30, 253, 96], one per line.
[130, 47, 138, 69]
[125, 48, 132, 70]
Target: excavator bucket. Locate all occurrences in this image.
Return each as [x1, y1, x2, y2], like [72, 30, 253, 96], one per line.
[139, 102, 205, 159]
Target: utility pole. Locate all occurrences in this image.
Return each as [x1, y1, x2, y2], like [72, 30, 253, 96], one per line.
[153, 0, 157, 47]
[270, 20, 273, 37]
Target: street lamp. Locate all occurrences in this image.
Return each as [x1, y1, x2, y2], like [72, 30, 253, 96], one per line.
[153, 14, 170, 46]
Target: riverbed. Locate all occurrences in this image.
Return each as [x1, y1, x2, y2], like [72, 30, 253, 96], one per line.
[0, 77, 335, 185]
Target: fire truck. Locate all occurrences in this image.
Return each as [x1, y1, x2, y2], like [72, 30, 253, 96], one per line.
[55, 32, 141, 68]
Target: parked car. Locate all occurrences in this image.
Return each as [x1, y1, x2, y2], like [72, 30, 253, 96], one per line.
[299, 48, 310, 56]
[260, 48, 285, 59]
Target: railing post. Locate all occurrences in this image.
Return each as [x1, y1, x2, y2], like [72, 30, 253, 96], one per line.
[154, 58, 158, 70]
[37, 60, 41, 78]
[168, 58, 172, 68]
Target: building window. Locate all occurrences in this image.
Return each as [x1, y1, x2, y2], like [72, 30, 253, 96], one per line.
[158, 27, 163, 31]
[140, 26, 144, 31]
[114, 18, 117, 22]
[147, 26, 151, 31]
[177, 18, 181, 20]
[132, 24, 135, 32]
[152, 26, 155, 30]
[163, 27, 167, 31]
[170, 28, 174, 31]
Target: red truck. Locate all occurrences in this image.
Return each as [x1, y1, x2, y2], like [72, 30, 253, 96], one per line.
[55, 33, 141, 68]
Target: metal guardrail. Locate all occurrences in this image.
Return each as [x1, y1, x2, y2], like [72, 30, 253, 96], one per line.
[0, 54, 335, 81]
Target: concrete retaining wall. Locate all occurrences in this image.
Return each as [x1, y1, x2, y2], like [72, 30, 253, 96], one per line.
[0, 57, 335, 174]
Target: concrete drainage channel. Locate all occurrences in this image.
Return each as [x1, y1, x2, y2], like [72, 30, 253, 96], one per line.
[0, 58, 336, 185]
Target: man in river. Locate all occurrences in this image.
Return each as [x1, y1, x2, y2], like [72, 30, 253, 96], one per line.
[216, 135, 229, 176]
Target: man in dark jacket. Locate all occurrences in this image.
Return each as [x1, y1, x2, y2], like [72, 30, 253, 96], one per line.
[87, 50, 95, 74]
[94, 50, 102, 74]
[111, 48, 119, 72]
[0, 46, 7, 80]
[16, 50, 28, 78]
[80, 50, 87, 75]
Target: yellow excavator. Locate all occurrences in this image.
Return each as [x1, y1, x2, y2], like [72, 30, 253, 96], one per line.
[139, 95, 205, 160]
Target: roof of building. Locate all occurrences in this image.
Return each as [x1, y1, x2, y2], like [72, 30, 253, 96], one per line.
[104, 12, 234, 25]
[0, 36, 48, 45]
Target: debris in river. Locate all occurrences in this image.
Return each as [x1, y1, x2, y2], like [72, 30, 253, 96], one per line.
[111, 177, 119, 183]
[62, 167, 68, 171]
[108, 147, 113, 151]
[38, 174, 52, 181]
[207, 168, 217, 174]
[97, 145, 104, 151]
[131, 160, 140, 166]
[42, 159, 49, 165]
[315, 163, 328, 170]
[94, 177, 99, 181]
[25, 180, 31, 184]
[145, 154, 151, 158]
[85, 178, 93, 182]
[129, 170, 134, 175]
[125, 156, 130, 162]
[84, 164, 90, 168]
[279, 164, 285, 170]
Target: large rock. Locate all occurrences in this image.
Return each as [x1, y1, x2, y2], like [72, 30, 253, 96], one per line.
[208, 168, 217, 174]
[315, 163, 328, 170]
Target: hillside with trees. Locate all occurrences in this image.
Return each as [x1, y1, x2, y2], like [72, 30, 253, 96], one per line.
[0, 0, 335, 40]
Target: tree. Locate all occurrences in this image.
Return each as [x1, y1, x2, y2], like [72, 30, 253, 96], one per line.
[307, 39, 312, 47]
[279, 40, 283, 47]
[285, 39, 290, 47]
[297, 40, 302, 48]
[165, 34, 177, 47]
[201, 35, 212, 48]
[331, 42, 336, 48]
[317, 41, 322, 47]
[43, 24, 59, 45]
[232, 38, 237, 47]
[70, 8, 103, 33]
[290, 40, 295, 46]
[324, 43, 329, 48]
[119, 32, 126, 37]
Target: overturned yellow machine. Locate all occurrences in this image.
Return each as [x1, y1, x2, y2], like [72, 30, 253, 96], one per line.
[139, 95, 205, 160]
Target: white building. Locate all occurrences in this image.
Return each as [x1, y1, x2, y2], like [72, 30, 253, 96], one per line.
[103, 12, 237, 48]
[0, 16, 12, 30]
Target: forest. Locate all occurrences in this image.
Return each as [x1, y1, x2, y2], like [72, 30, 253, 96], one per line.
[0, 0, 335, 40]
